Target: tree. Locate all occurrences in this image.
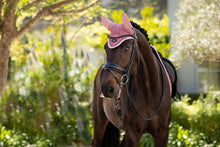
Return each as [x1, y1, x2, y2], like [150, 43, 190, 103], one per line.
[171, 0, 220, 65]
[0, 0, 101, 94]
[102, 0, 167, 17]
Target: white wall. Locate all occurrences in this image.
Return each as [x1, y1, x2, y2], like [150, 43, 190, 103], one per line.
[168, 0, 199, 93]
[177, 61, 199, 93]
[168, 0, 180, 33]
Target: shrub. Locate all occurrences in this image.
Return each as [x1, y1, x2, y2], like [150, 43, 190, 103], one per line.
[3, 6, 218, 146]
[0, 25, 95, 145]
[140, 91, 220, 146]
[168, 122, 216, 147]
[171, 91, 220, 145]
[0, 126, 54, 146]
[140, 133, 154, 147]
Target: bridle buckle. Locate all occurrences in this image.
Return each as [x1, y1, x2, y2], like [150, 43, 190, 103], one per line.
[120, 74, 129, 85]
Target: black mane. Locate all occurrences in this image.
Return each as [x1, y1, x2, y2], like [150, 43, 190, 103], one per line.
[131, 21, 180, 100]
[130, 21, 150, 43]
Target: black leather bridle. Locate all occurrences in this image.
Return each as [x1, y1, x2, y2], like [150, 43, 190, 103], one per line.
[103, 29, 137, 86]
[102, 29, 165, 121]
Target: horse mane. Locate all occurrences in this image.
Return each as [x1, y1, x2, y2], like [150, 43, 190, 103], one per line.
[130, 21, 180, 100]
[130, 21, 150, 43]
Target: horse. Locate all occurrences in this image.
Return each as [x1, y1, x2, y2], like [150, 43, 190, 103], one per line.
[92, 13, 178, 147]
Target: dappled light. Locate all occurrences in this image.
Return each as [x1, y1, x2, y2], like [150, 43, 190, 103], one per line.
[0, 0, 219, 146]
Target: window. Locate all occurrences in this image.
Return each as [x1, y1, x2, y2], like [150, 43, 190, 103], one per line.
[198, 61, 220, 93]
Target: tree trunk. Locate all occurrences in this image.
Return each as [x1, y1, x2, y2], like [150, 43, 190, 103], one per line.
[0, 40, 11, 94]
[0, 6, 17, 94]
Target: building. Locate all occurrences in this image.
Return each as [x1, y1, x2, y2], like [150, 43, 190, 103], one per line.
[168, 0, 220, 93]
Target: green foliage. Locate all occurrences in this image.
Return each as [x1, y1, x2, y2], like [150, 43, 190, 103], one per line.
[168, 122, 213, 147]
[0, 126, 54, 146]
[140, 91, 220, 146]
[111, 10, 125, 23]
[2, 5, 219, 146]
[14, 0, 101, 33]
[171, 91, 220, 146]
[139, 6, 170, 58]
[0, 25, 95, 145]
[140, 133, 154, 147]
[1, 6, 172, 145]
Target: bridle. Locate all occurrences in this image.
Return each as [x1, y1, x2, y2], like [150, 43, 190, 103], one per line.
[103, 29, 137, 86]
[102, 29, 165, 121]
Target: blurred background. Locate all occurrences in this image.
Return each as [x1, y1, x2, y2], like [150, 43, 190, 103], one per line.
[0, 0, 219, 146]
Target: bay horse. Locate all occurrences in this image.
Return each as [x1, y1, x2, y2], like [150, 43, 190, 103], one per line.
[92, 13, 178, 147]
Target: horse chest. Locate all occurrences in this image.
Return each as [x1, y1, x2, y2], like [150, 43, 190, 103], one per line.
[103, 98, 123, 129]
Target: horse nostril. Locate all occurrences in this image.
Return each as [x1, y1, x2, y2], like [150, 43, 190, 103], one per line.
[108, 86, 114, 94]
[101, 83, 115, 98]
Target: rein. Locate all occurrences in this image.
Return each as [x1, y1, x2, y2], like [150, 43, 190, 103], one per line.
[102, 29, 165, 121]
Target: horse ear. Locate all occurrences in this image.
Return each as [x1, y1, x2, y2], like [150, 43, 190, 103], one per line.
[122, 12, 133, 33]
[100, 14, 115, 31]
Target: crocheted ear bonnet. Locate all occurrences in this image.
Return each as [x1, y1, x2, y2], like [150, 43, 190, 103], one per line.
[100, 13, 134, 49]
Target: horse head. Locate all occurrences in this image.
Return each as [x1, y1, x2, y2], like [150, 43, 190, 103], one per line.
[100, 13, 138, 98]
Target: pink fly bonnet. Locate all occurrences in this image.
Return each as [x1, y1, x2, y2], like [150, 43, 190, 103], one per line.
[100, 13, 134, 49]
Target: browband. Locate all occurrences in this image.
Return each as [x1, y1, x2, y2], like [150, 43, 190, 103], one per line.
[107, 29, 137, 49]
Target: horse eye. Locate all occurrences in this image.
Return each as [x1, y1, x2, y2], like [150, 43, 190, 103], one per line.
[125, 46, 130, 51]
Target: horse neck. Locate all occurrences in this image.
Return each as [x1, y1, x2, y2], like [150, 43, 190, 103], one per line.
[134, 32, 162, 97]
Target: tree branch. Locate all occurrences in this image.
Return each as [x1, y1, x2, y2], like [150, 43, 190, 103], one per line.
[16, 0, 101, 38]
[43, 0, 77, 11]
[49, 0, 101, 16]
[5, 0, 18, 10]
[16, 0, 78, 37]
[16, 10, 47, 37]
[6, 0, 14, 7]
[18, 0, 43, 12]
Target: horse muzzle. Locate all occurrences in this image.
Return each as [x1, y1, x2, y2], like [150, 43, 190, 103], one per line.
[100, 83, 121, 98]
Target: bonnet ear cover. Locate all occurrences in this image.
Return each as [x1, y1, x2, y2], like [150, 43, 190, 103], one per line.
[100, 14, 115, 32]
[100, 13, 134, 49]
[122, 12, 133, 34]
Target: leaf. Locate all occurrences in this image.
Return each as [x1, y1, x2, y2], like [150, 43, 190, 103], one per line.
[112, 10, 124, 23]
[141, 6, 154, 19]
[16, 11, 22, 17]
